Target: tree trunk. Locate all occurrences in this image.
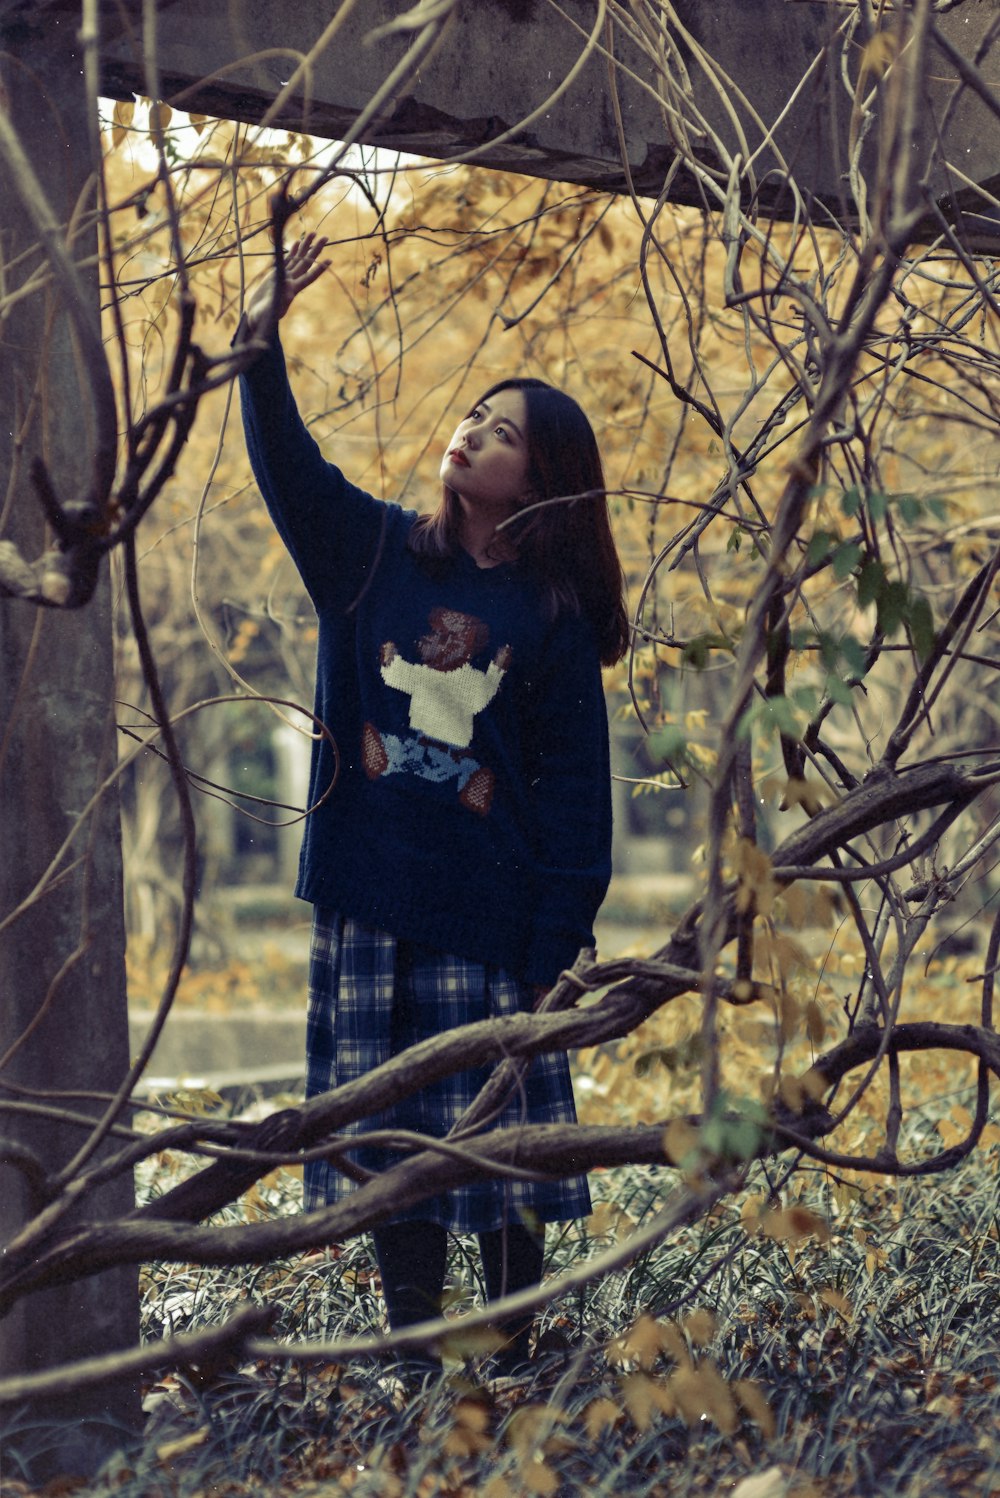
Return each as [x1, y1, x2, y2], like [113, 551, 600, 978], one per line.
[0, 13, 139, 1481]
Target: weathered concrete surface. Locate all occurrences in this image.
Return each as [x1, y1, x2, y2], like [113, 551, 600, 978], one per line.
[129, 1007, 305, 1081]
[97, 0, 1000, 247]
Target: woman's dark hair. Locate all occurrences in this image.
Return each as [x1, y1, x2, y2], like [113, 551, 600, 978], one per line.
[408, 377, 629, 666]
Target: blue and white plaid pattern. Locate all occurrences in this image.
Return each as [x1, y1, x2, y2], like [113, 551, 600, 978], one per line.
[304, 908, 592, 1233]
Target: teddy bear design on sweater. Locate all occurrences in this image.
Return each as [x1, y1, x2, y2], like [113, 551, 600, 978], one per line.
[361, 607, 512, 816]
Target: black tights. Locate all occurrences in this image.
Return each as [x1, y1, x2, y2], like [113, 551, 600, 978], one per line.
[372, 1219, 544, 1374]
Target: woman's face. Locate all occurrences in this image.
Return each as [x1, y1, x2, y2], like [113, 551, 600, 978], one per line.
[439, 388, 531, 518]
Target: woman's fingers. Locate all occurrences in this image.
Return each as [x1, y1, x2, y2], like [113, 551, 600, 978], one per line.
[287, 232, 328, 271]
[245, 234, 330, 332]
[285, 233, 330, 292]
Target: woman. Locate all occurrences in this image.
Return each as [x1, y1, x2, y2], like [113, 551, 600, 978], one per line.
[239, 233, 628, 1379]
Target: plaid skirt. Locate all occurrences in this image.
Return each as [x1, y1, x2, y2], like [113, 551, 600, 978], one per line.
[303, 908, 592, 1234]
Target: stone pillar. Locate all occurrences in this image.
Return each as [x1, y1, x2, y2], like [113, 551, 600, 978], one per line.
[0, 10, 139, 1480]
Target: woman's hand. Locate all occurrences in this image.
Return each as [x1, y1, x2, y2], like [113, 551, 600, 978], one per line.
[244, 232, 330, 335]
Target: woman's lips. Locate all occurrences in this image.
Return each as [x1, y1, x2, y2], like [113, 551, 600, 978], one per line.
[447, 449, 469, 467]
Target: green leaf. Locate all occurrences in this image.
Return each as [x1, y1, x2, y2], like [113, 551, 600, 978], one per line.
[825, 673, 854, 706]
[682, 633, 731, 669]
[909, 594, 935, 661]
[791, 685, 820, 718]
[841, 486, 862, 518]
[806, 531, 836, 567]
[898, 494, 921, 525]
[649, 725, 688, 763]
[840, 635, 868, 677]
[877, 579, 909, 636]
[832, 542, 862, 580]
[856, 558, 886, 610]
[817, 632, 839, 672]
[867, 491, 887, 523]
[767, 695, 803, 739]
[727, 526, 744, 554]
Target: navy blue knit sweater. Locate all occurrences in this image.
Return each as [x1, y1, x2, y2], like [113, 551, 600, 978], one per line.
[239, 333, 612, 985]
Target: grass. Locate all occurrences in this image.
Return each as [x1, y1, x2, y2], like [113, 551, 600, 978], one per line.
[5, 1110, 1000, 1497]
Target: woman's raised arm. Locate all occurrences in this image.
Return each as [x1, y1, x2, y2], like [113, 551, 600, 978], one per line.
[244, 232, 331, 336]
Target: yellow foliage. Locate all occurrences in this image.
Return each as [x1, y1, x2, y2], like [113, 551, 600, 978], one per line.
[442, 1400, 492, 1459]
[735, 838, 775, 918]
[780, 777, 834, 815]
[663, 1118, 702, 1169]
[620, 1372, 676, 1432]
[669, 1360, 738, 1434]
[612, 1313, 673, 1371]
[586, 1200, 637, 1241]
[758, 1205, 831, 1245]
[683, 1307, 717, 1347]
[733, 1378, 777, 1437]
[518, 1459, 560, 1495]
[818, 1286, 853, 1320]
[582, 1396, 623, 1439]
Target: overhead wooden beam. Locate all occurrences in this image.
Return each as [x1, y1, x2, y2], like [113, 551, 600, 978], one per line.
[97, 0, 1000, 248]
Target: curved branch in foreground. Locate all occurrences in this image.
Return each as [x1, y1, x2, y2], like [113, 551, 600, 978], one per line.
[0, 1303, 274, 1408]
[7, 1016, 1000, 1310]
[132, 754, 1000, 1224]
[2, 747, 989, 1281]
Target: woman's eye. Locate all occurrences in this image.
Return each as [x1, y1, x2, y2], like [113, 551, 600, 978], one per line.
[495, 425, 508, 441]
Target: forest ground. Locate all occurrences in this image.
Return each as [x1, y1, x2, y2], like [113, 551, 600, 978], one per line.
[5, 932, 1000, 1498]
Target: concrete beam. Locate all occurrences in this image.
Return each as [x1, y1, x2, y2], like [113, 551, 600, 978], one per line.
[97, 0, 1000, 248]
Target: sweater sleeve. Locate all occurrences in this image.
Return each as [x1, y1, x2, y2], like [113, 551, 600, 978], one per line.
[523, 617, 613, 987]
[238, 327, 390, 611]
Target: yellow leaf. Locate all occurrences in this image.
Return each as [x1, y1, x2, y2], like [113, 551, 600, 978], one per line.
[733, 1380, 776, 1438]
[615, 1313, 667, 1370]
[772, 933, 810, 980]
[782, 882, 808, 929]
[669, 1360, 738, 1434]
[505, 1405, 557, 1456]
[663, 1118, 701, 1167]
[583, 1396, 622, 1439]
[440, 1324, 502, 1359]
[865, 1245, 888, 1274]
[778, 1075, 806, 1113]
[859, 30, 899, 82]
[818, 1286, 853, 1319]
[149, 101, 173, 142]
[735, 839, 775, 918]
[520, 1459, 559, 1495]
[813, 885, 840, 928]
[799, 1067, 828, 1102]
[779, 986, 800, 1041]
[683, 1308, 717, 1347]
[659, 1320, 688, 1365]
[444, 1400, 493, 1457]
[760, 1205, 830, 1244]
[781, 777, 830, 815]
[805, 999, 825, 1044]
[621, 1372, 674, 1432]
[741, 1194, 766, 1235]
